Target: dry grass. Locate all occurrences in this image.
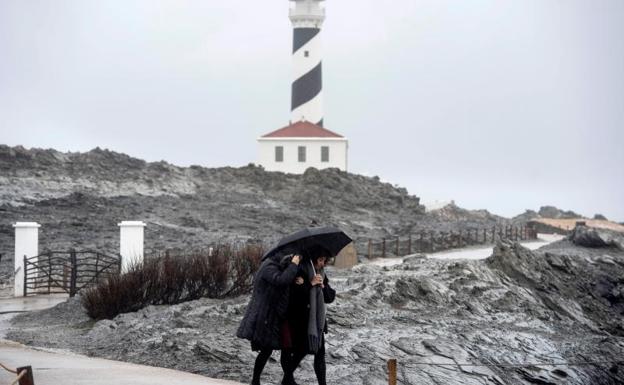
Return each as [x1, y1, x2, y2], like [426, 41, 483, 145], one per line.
[82, 244, 263, 320]
[533, 218, 624, 233]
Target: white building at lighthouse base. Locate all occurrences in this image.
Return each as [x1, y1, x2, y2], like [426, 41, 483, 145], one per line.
[257, 121, 348, 174]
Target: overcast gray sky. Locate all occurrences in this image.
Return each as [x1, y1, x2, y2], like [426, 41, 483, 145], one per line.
[1, 0, 623, 221]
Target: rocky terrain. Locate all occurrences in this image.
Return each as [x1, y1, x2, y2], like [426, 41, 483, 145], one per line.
[512, 206, 589, 225]
[0, 145, 517, 292]
[5, 227, 624, 385]
[0, 145, 521, 251]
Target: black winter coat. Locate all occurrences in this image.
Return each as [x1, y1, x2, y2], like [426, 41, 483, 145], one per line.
[236, 256, 299, 350]
[286, 269, 336, 353]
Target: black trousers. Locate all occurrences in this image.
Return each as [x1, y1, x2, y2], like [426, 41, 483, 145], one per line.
[281, 337, 326, 385]
[252, 348, 273, 384]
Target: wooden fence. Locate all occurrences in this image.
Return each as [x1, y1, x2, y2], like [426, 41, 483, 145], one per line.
[23, 249, 121, 297]
[364, 225, 537, 259]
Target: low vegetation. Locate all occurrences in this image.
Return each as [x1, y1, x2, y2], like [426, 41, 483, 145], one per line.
[82, 244, 263, 320]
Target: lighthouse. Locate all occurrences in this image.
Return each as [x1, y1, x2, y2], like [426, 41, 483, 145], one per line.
[257, 0, 348, 174]
[289, 0, 325, 127]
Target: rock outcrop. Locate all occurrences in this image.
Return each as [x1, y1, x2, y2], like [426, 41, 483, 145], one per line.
[0, 145, 511, 260]
[7, 240, 624, 384]
[570, 225, 624, 250]
[538, 205, 583, 220]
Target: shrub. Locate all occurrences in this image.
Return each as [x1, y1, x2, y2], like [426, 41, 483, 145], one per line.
[82, 244, 263, 320]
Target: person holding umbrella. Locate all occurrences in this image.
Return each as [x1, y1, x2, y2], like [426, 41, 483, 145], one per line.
[241, 226, 351, 385]
[280, 244, 337, 385]
[236, 250, 302, 385]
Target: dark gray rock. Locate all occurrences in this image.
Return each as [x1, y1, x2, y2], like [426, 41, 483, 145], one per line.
[6, 240, 624, 385]
[570, 225, 624, 250]
[538, 206, 582, 219]
[0, 145, 516, 292]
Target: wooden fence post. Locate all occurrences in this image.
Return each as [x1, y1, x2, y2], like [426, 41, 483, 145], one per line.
[70, 250, 77, 297]
[388, 359, 397, 385]
[23, 255, 28, 297]
[16, 366, 35, 385]
[63, 264, 67, 290]
[395, 237, 400, 256]
[382, 238, 386, 258]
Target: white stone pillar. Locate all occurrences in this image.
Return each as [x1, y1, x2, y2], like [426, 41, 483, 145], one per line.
[118, 221, 146, 273]
[13, 222, 40, 297]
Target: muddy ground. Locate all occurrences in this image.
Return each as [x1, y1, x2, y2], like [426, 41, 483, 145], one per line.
[6, 228, 624, 385]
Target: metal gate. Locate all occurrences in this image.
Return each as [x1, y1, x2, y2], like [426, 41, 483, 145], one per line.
[23, 250, 121, 297]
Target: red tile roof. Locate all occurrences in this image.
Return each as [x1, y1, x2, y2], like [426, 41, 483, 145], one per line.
[262, 121, 344, 138]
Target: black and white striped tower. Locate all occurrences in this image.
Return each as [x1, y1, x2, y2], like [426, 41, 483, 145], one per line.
[289, 0, 325, 127]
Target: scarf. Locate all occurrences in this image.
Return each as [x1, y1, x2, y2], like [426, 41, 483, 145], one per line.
[304, 259, 326, 354]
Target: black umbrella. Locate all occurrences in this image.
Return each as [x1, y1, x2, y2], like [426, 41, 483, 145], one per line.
[262, 226, 352, 261]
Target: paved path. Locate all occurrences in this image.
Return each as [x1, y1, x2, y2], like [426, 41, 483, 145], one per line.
[0, 340, 244, 385]
[0, 295, 245, 385]
[368, 233, 565, 267]
[0, 293, 69, 314]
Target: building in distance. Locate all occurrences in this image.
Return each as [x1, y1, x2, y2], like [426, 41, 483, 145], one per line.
[257, 120, 348, 174]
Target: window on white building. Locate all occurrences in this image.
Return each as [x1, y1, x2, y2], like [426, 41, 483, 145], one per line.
[275, 146, 283, 162]
[321, 146, 329, 162]
[298, 146, 306, 162]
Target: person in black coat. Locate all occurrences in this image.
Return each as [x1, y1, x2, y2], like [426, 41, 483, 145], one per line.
[237, 252, 301, 385]
[280, 245, 336, 385]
